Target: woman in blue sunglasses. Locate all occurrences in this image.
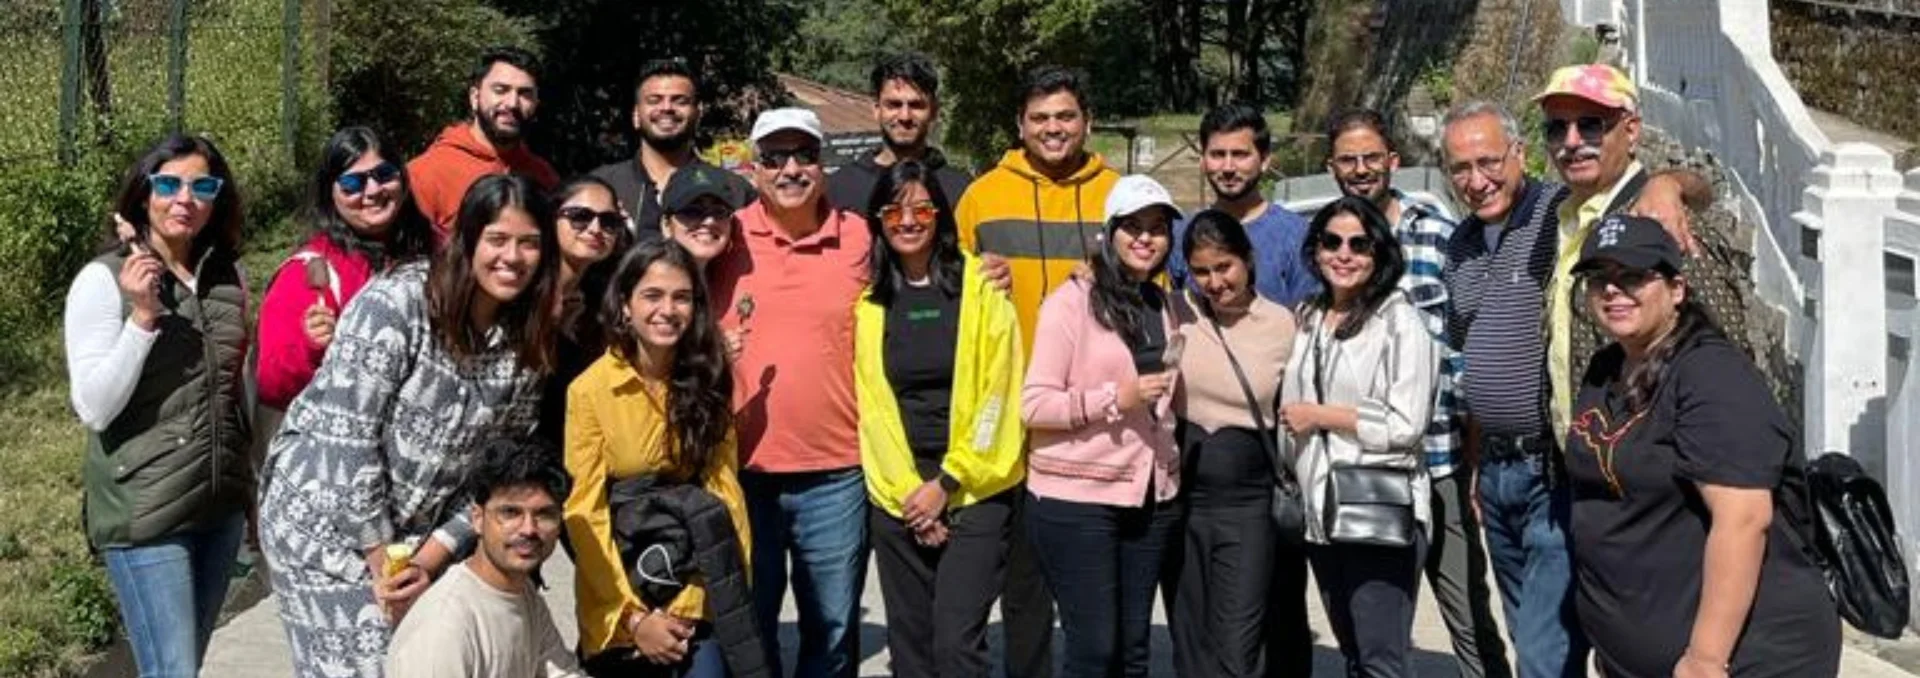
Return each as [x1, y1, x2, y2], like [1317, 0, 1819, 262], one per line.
[255, 126, 435, 421]
[62, 134, 252, 678]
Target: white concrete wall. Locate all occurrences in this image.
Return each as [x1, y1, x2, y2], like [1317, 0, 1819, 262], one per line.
[1801, 145, 1901, 466]
[1560, 0, 1620, 26]
[1887, 167, 1920, 626]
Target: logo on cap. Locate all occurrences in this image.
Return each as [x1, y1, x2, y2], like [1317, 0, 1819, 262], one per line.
[1596, 216, 1627, 248]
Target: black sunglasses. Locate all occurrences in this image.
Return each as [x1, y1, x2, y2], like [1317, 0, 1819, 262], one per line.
[1542, 115, 1620, 148]
[336, 163, 402, 196]
[1580, 266, 1663, 292]
[557, 206, 624, 234]
[1315, 232, 1375, 254]
[756, 147, 822, 170]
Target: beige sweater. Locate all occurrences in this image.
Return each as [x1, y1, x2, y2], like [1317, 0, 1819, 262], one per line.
[386, 561, 587, 678]
[1173, 292, 1297, 433]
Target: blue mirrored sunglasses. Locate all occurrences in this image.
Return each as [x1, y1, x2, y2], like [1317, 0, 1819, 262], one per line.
[336, 163, 402, 196]
[149, 174, 224, 201]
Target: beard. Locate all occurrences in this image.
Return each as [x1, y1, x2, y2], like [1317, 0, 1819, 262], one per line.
[1208, 174, 1259, 203]
[641, 124, 695, 152]
[474, 106, 525, 145]
[883, 124, 928, 153]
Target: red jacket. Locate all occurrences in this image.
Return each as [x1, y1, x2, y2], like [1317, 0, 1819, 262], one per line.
[406, 124, 559, 245]
[254, 234, 377, 410]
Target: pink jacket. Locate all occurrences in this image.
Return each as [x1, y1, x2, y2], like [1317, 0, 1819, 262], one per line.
[255, 234, 376, 410]
[1021, 278, 1180, 507]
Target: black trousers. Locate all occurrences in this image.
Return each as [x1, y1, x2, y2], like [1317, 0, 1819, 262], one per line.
[1263, 540, 1313, 678]
[1028, 490, 1179, 678]
[1170, 426, 1281, 678]
[1000, 485, 1054, 678]
[870, 492, 1014, 678]
[1310, 535, 1428, 678]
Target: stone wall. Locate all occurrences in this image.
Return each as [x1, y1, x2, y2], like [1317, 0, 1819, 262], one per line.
[1773, 0, 1920, 147]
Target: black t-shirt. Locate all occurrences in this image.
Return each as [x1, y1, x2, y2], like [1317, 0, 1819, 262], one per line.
[883, 282, 960, 477]
[1563, 333, 1838, 678]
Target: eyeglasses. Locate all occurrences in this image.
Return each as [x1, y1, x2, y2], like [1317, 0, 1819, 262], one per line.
[1580, 266, 1662, 293]
[150, 174, 224, 202]
[1329, 151, 1390, 173]
[756, 147, 822, 170]
[336, 163, 402, 196]
[1543, 115, 1620, 148]
[1446, 147, 1516, 182]
[486, 505, 564, 531]
[878, 202, 938, 228]
[1315, 232, 1376, 254]
[557, 206, 623, 234]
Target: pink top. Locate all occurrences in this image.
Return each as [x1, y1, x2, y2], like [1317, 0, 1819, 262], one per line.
[255, 234, 377, 410]
[709, 201, 873, 473]
[1021, 278, 1180, 507]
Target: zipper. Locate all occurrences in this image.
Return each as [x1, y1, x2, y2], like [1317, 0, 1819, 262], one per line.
[191, 258, 223, 504]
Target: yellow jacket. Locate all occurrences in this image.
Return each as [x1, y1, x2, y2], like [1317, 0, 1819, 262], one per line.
[562, 352, 752, 657]
[857, 253, 1028, 517]
[956, 149, 1119, 353]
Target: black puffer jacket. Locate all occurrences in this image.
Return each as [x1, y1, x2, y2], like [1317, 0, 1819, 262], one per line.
[608, 476, 768, 678]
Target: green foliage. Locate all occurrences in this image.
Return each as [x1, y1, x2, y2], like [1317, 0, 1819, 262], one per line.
[781, 0, 914, 94]
[49, 563, 116, 650]
[328, 0, 538, 157]
[0, 157, 115, 391]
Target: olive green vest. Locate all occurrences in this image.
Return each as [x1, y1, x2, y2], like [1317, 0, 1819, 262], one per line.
[82, 248, 253, 548]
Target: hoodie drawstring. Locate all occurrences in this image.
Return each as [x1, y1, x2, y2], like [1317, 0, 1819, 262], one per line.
[1032, 179, 1048, 290]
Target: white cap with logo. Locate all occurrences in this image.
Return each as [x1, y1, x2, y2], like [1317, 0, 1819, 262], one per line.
[1103, 174, 1184, 222]
[750, 108, 824, 145]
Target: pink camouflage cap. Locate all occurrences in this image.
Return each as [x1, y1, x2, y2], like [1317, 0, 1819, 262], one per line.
[1534, 63, 1637, 112]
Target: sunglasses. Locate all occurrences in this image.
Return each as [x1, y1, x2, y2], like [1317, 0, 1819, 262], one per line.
[671, 203, 734, 224]
[336, 163, 402, 196]
[878, 202, 938, 228]
[150, 174, 224, 202]
[756, 147, 822, 170]
[1580, 266, 1663, 292]
[1543, 115, 1620, 147]
[558, 206, 623, 234]
[1315, 232, 1375, 254]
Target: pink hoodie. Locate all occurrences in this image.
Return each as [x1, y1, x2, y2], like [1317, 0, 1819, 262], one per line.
[1021, 278, 1180, 507]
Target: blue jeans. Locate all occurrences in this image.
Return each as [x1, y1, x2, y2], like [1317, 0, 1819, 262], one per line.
[1477, 453, 1589, 678]
[742, 468, 870, 678]
[101, 512, 247, 678]
[1026, 491, 1179, 678]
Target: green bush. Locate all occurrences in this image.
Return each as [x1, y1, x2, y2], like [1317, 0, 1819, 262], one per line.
[49, 562, 116, 651]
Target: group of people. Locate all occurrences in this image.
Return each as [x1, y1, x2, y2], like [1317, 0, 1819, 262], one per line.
[64, 40, 1845, 678]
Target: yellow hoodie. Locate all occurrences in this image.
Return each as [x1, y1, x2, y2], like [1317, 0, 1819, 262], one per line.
[856, 253, 1028, 516]
[956, 149, 1120, 351]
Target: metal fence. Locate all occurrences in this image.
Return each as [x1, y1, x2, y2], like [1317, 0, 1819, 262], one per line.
[1, 0, 329, 171]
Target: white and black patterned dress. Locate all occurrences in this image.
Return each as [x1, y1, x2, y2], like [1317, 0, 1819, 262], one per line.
[256, 261, 543, 678]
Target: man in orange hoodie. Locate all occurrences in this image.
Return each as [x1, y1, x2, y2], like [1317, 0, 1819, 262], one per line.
[408, 46, 561, 245]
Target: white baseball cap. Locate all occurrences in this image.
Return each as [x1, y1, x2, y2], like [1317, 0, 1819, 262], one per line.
[1103, 175, 1184, 222]
[750, 108, 824, 145]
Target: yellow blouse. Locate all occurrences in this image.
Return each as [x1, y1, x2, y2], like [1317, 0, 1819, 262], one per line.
[562, 351, 752, 657]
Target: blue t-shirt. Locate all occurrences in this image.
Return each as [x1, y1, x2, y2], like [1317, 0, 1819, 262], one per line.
[1169, 205, 1319, 307]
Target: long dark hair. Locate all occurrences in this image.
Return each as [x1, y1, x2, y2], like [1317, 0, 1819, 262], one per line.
[865, 160, 963, 305]
[599, 240, 732, 481]
[1620, 293, 1720, 413]
[553, 175, 634, 348]
[308, 126, 433, 269]
[108, 134, 244, 260]
[1302, 195, 1406, 340]
[1088, 205, 1173, 339]
[1180, 208, 1258, 318]
[427, 173, 560, 372]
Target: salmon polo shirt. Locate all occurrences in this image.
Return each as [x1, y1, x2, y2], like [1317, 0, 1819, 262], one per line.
[709, 200, 873, 473]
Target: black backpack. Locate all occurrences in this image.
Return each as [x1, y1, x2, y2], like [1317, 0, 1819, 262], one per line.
[1783, 452, 1911, 638]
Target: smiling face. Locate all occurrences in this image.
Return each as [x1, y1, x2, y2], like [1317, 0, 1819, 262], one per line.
[471, 483, 561, 580]
[625, 260, 696, 355]
[471, 205, 542, 311]
[1542, 96, 1639, 195]
[555, 183, 618, 270]
[875, 78, 935, 150]
[1111, 208, 1172, 279]
[1202, 127, 1267, 203]
[1187, 243, 1254, 312]
[753, 130, 825, 212]
[634, 74, 698, 151]
[1443, 113, 1526, 224]
[1583, 262, 1684, 349]
[1315, 212, 1377, 299]
[880, 181, 936, 261]
[666, 195, 734, 266]
[470, 62, 539, 144]
[146, 154, 216, 246]
[1018, 91, 1089, 174]
[333, 151, 400, 237]
[1327, 127, 1399, 203]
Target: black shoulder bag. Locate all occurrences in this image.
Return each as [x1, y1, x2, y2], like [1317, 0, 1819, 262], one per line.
[1203, 312, 1305, 546]
[1313, 310, 1418, 549]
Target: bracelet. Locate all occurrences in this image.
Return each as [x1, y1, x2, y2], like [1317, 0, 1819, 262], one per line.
[1681, 648, 1730, 672]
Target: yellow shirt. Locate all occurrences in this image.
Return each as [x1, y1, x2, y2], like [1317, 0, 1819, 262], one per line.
[562, 351, 752, 657]
[1548, 161, 1643, 442]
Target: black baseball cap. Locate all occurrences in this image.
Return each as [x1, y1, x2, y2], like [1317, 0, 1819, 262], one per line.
[1573, 214, 1682, 276]
[660, 163, 746, 214]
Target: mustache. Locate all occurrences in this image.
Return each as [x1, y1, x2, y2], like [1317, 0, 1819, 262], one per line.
[774, 176, 812, 190]
[1557, 146, 1602, 164]
[507, 537, 543, 551]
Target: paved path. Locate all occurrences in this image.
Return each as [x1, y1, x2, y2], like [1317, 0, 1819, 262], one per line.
[185, 546, 1917, 677]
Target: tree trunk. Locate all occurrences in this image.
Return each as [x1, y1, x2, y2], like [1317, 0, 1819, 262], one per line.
[80, 0, 111, 145]
[1294, 0, 1375, 137]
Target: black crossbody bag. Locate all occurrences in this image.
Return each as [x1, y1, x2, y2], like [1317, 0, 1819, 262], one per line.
[1311, 311, 1418, 549]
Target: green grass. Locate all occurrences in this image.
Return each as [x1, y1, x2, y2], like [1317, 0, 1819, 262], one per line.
[1086, 111, 1296, 174]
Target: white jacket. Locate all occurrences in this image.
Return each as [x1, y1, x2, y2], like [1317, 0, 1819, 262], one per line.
[1281, 291, 1438, 545]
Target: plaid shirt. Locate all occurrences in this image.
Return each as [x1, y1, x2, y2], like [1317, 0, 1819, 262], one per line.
[1392, 190, 1461, 478]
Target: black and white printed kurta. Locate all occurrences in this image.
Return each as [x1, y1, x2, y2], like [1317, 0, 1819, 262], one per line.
[257, 261, 543, 678]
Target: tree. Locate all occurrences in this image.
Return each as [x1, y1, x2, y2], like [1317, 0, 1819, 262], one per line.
[778, 0, 914, 94]
[328, 0, 537, 156]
